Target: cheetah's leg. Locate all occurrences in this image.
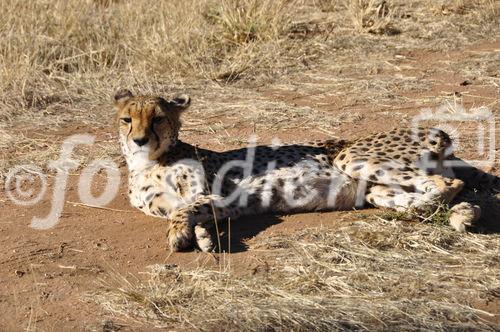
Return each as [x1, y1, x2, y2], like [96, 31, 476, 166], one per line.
[413, 174, 465, 206]
[366, 185, 422, 212]
[350, 155, 466, 211]
[366, 175, 480, 231]
[166, 195, 240, 252]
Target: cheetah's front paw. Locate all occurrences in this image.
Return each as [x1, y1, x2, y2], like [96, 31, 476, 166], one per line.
[166, 220, 193, 252]
[194, 225, 215, 252]
[449, 202, 481, 232]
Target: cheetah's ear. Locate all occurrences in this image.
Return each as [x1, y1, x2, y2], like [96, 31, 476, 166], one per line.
[113, 89, 133, 108]
[165, 94, 191, 113]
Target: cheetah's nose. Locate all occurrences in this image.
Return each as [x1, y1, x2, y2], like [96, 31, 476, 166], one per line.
[133, 137, 149, 146]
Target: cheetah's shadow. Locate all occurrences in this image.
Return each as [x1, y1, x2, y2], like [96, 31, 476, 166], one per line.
[211, 214, 283, 253]
[451, 158, 500, 233]
[455, 191, 500, 234]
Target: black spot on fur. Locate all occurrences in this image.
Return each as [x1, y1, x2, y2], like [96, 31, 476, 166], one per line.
[352, 165, 364, 171]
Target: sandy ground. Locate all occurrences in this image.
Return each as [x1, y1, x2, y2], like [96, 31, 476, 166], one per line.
[1, 39, 499, 331]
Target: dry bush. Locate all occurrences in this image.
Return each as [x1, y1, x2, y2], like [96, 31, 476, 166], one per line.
[93, 220, 500, 330]
[206, 0, 289, 45]
[347, 0, 394, 34]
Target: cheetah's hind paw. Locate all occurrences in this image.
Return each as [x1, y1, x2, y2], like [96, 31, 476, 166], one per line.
[449, 202, 481, 232]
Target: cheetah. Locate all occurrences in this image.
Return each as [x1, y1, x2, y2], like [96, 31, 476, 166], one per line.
[114, 89, 493, 252]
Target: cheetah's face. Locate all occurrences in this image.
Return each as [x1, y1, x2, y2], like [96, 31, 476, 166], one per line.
[114, 89, 190, 160]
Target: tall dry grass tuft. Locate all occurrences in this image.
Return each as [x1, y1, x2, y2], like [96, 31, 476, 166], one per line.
[347, 0, 394, 34]
[207, 0, 289, 45]
[200, 0, 294, 80]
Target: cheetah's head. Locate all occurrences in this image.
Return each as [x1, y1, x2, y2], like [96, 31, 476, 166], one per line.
[114, 89, 190, 160]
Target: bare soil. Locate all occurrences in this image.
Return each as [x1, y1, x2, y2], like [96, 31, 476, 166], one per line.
[0, 39, 499, 331]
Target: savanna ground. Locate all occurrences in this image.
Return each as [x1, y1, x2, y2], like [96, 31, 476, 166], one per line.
[0, 0, 499, 330]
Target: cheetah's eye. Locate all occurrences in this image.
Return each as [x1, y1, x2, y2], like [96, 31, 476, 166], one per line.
[120, 117, 131, 124]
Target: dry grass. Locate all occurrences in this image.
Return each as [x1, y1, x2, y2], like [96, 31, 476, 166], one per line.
[0, 0, 298, 98]
[347, 0, 394, 34]
[432, 0, 498, 16]
[93, 218, 500, 330]
[315, 0, 338, 13]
